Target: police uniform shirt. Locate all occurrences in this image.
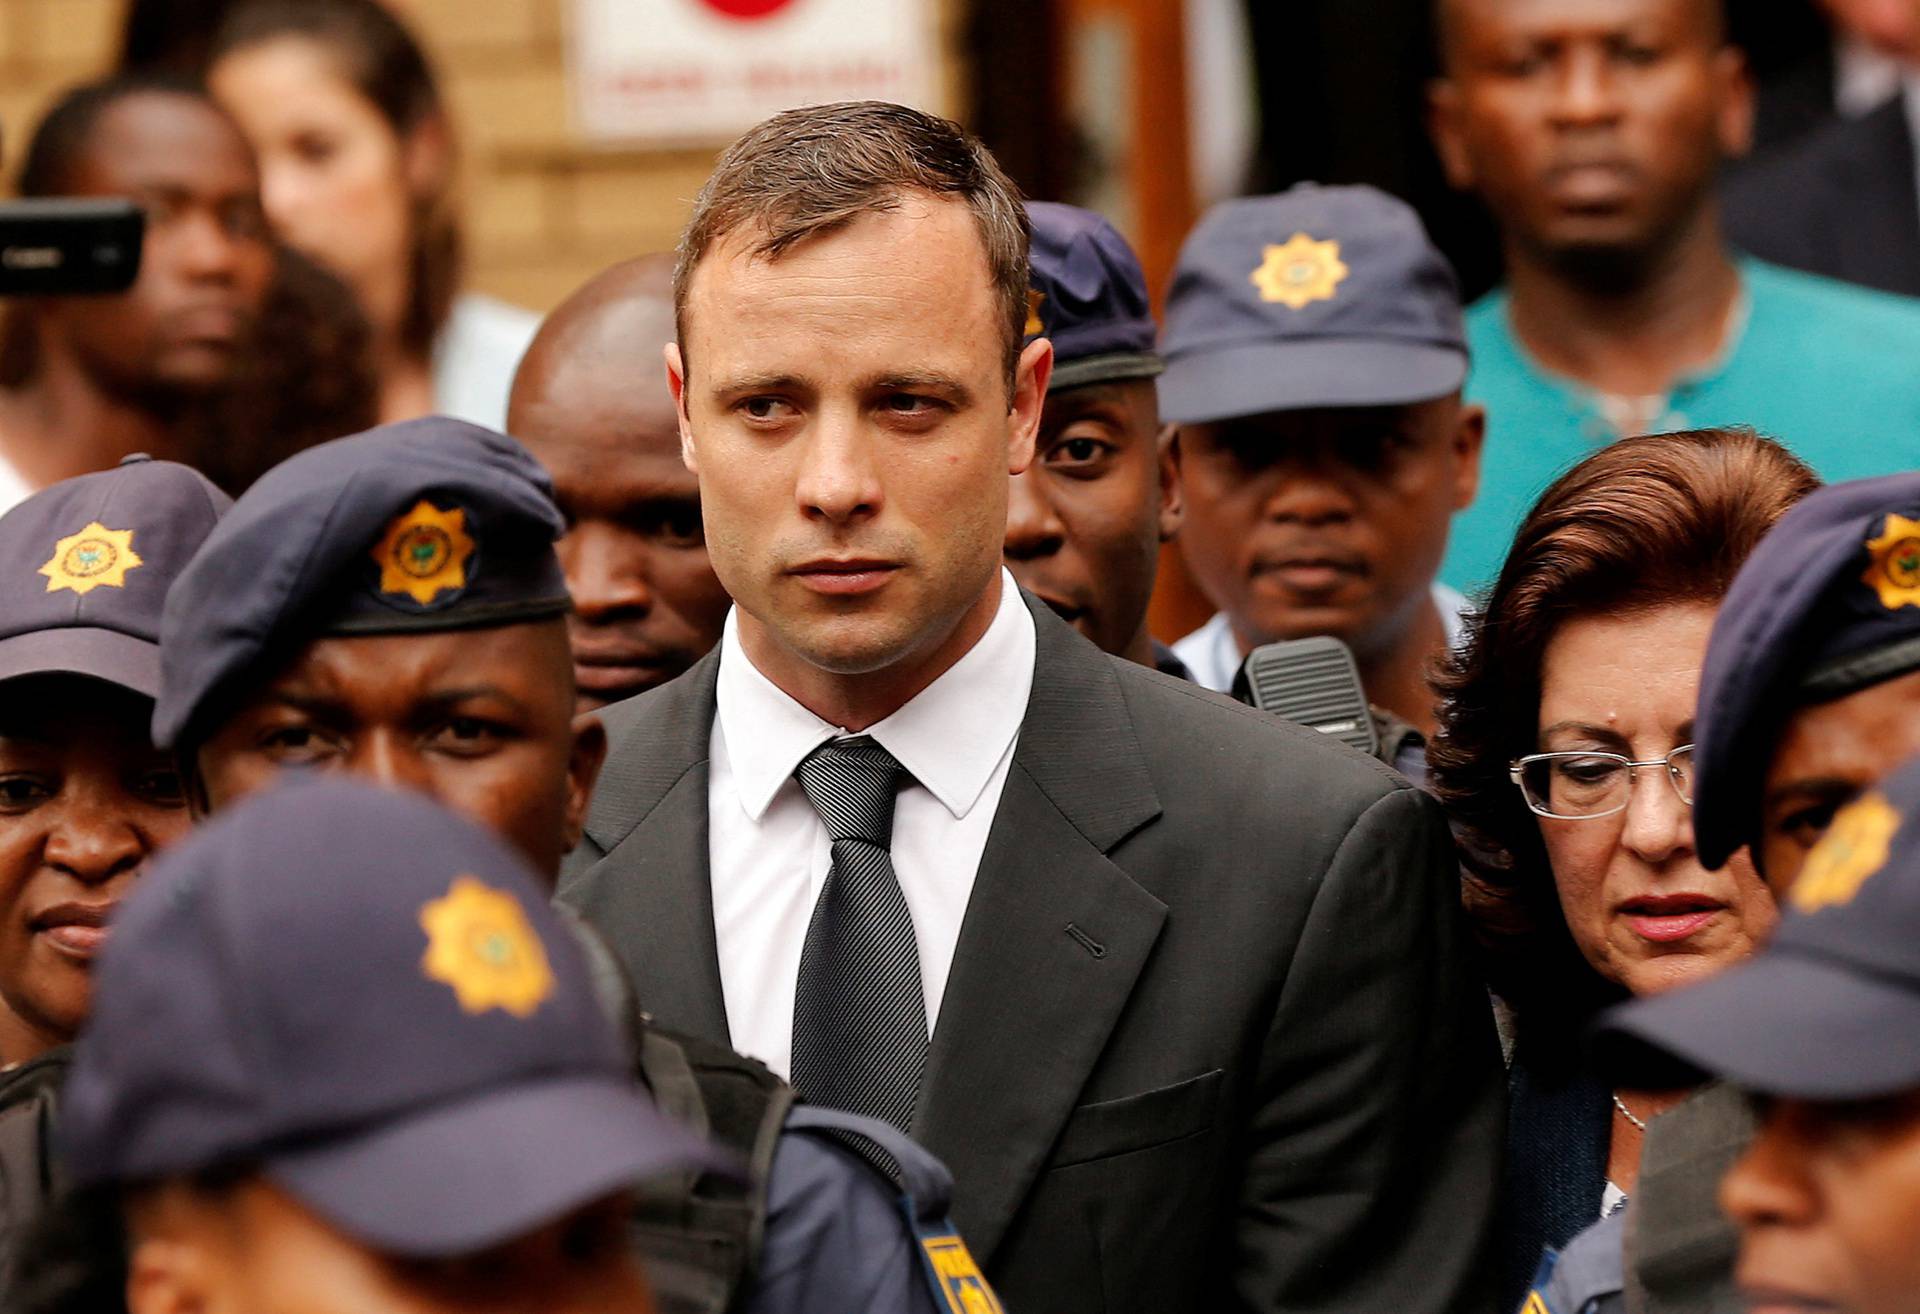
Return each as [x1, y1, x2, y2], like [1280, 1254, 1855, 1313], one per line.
[708, 571, 1035, 1078]
[1522, 1209, 1627, 1314]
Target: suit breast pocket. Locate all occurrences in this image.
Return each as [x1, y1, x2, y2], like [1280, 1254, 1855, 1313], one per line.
[1050, 1068, 1225, 1168]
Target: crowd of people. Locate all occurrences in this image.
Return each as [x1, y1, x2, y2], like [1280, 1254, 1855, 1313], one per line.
[1, 0, 1920, 1311]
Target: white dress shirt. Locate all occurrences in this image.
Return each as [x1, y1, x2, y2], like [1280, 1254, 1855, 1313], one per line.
[708, 570, 1035, 1079]
[1171, 582, 1470, 694]
[431, 293, 539, 431]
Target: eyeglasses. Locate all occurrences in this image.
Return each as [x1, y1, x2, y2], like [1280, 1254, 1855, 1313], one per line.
[1509, 745, 1696, 820]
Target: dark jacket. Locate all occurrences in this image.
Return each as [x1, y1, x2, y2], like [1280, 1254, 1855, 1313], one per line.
[562, 593, 1506, 1314]
[1499, 1032, 1613, 1313]
[1723, 96, 1920, 299]
[1622, 1083, 1750, 1314]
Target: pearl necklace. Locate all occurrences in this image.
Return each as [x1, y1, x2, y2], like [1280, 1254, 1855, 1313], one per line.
[1612, 1093, 1648, 1131]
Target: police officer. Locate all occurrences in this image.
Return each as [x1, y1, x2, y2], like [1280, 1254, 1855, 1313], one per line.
[1594, 753, 1920, 1314]
[1006, 203, 1182, 675]
[0, 456, 229, 1297]
[1160, 184, 1485, 764]
[150, 416, 994, 1314]
[43, 776, 720, 1314]
[1523, 471, 1920, 1314]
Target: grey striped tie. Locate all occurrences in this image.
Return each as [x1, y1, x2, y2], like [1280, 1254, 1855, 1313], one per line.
[790, 735, 927, 1132]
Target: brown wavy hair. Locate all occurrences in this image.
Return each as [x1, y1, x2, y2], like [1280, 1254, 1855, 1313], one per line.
[1429, 429, 1817, 1033]
[209, 0, 460, 361]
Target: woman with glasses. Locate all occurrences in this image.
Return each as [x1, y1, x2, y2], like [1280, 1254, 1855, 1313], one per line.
[1428, 428, 1817, 1308]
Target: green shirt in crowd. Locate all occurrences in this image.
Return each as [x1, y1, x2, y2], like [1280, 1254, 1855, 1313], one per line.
[1442, 259, 1920, 593]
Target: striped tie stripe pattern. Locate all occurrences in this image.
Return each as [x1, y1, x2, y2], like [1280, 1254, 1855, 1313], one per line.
[790, 735, 928, 1134]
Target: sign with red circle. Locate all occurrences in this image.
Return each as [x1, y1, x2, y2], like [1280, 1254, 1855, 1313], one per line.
[699, 0, 798, 17]
[571, 0, 938, 144]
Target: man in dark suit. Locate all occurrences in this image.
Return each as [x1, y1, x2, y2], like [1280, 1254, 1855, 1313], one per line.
[1723, 93, 1920, 297]
[562, 100, 1503, 1314]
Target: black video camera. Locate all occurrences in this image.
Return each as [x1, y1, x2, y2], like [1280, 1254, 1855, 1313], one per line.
[0, 199, 144, 297]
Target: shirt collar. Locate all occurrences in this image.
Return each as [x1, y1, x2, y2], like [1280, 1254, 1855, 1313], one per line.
[715, 569, 1036, 822]
[1493, 270, 1753, 437]
[1182, 581, 1469, 695]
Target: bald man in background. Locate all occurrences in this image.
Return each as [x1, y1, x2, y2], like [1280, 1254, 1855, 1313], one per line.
[508, 256, 732, 711]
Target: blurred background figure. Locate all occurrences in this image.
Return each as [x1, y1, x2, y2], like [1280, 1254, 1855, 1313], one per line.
[203, 0, 536, 427]
[1004, 202, 1181, 674]
[1738, 0, 1920, 148]
[1429, 428, 1815, 1309]
[1160, 185, 1480, 743]
[0, 74, 375, 502]
[1723, 0, 1920, 296]
[1428, 0, 1920, 595]
[508, 255, 730, 712]
[0, 77, 273, 504]
[197, 242, 380, 495]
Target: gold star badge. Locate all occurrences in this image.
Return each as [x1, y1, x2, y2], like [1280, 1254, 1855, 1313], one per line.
[1793, 792, 1901, 913]
[1863, 513, 1920, 610]
[419, 875, 555, 1017]
[921, 1234, 1006, 1313]
[39, 522, 143, 596]
[1024, 288, 1046, 337]
[371, 500, 475, 606]
[1251, 233, 1349, 309]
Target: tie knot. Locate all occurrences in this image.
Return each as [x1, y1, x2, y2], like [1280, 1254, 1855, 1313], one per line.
[795, 736, 906, 845]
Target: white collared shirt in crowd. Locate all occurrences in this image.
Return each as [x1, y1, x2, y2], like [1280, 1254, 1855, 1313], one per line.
[707, 569, 1036, 1080]
[1172, 581, 1471, 694]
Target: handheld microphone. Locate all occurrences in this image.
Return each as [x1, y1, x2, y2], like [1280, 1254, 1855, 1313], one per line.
[1231, 635, 1379, 759]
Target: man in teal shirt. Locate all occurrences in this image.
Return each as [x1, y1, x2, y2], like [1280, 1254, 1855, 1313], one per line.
[1430, 0, 1920, 593]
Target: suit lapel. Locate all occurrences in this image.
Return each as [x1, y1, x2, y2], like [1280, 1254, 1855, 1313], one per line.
[915, 597, 1167, 1260]
[559, 651, 731, 1042]
[1831, 100, 1920, 294]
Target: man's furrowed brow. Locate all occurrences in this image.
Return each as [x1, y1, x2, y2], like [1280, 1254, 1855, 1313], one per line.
[869, 370, 975, 402]
[708, 371, 810, 399]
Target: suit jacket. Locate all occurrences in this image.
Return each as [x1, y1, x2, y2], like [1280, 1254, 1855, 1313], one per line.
[1722, 96, 1920, 299]
[561, 596, 1503, 1314]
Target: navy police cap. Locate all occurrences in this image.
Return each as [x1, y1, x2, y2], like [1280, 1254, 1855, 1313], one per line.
[1693, 472, 1920, 870]
[1025, 201, 1162, 391]
[154, 417, 570, 750]
[1158, 183, 1467, 425]
[1596, 752, 1920, 1099]
[0, 456, 228, 699]
[61, 777, 722, 1256]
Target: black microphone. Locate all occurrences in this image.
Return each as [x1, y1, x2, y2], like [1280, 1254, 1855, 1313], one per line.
[1230, 635, 1378, 759]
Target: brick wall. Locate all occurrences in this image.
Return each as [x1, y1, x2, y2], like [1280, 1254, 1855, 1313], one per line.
[1, 0, 966, 314]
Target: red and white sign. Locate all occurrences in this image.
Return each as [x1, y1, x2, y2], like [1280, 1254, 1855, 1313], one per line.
[570, 0, 942, 145]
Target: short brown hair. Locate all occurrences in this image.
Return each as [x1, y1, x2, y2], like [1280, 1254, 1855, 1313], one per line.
[1429, 429, 1817, 1035]
[673, 100, 1031, 385]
